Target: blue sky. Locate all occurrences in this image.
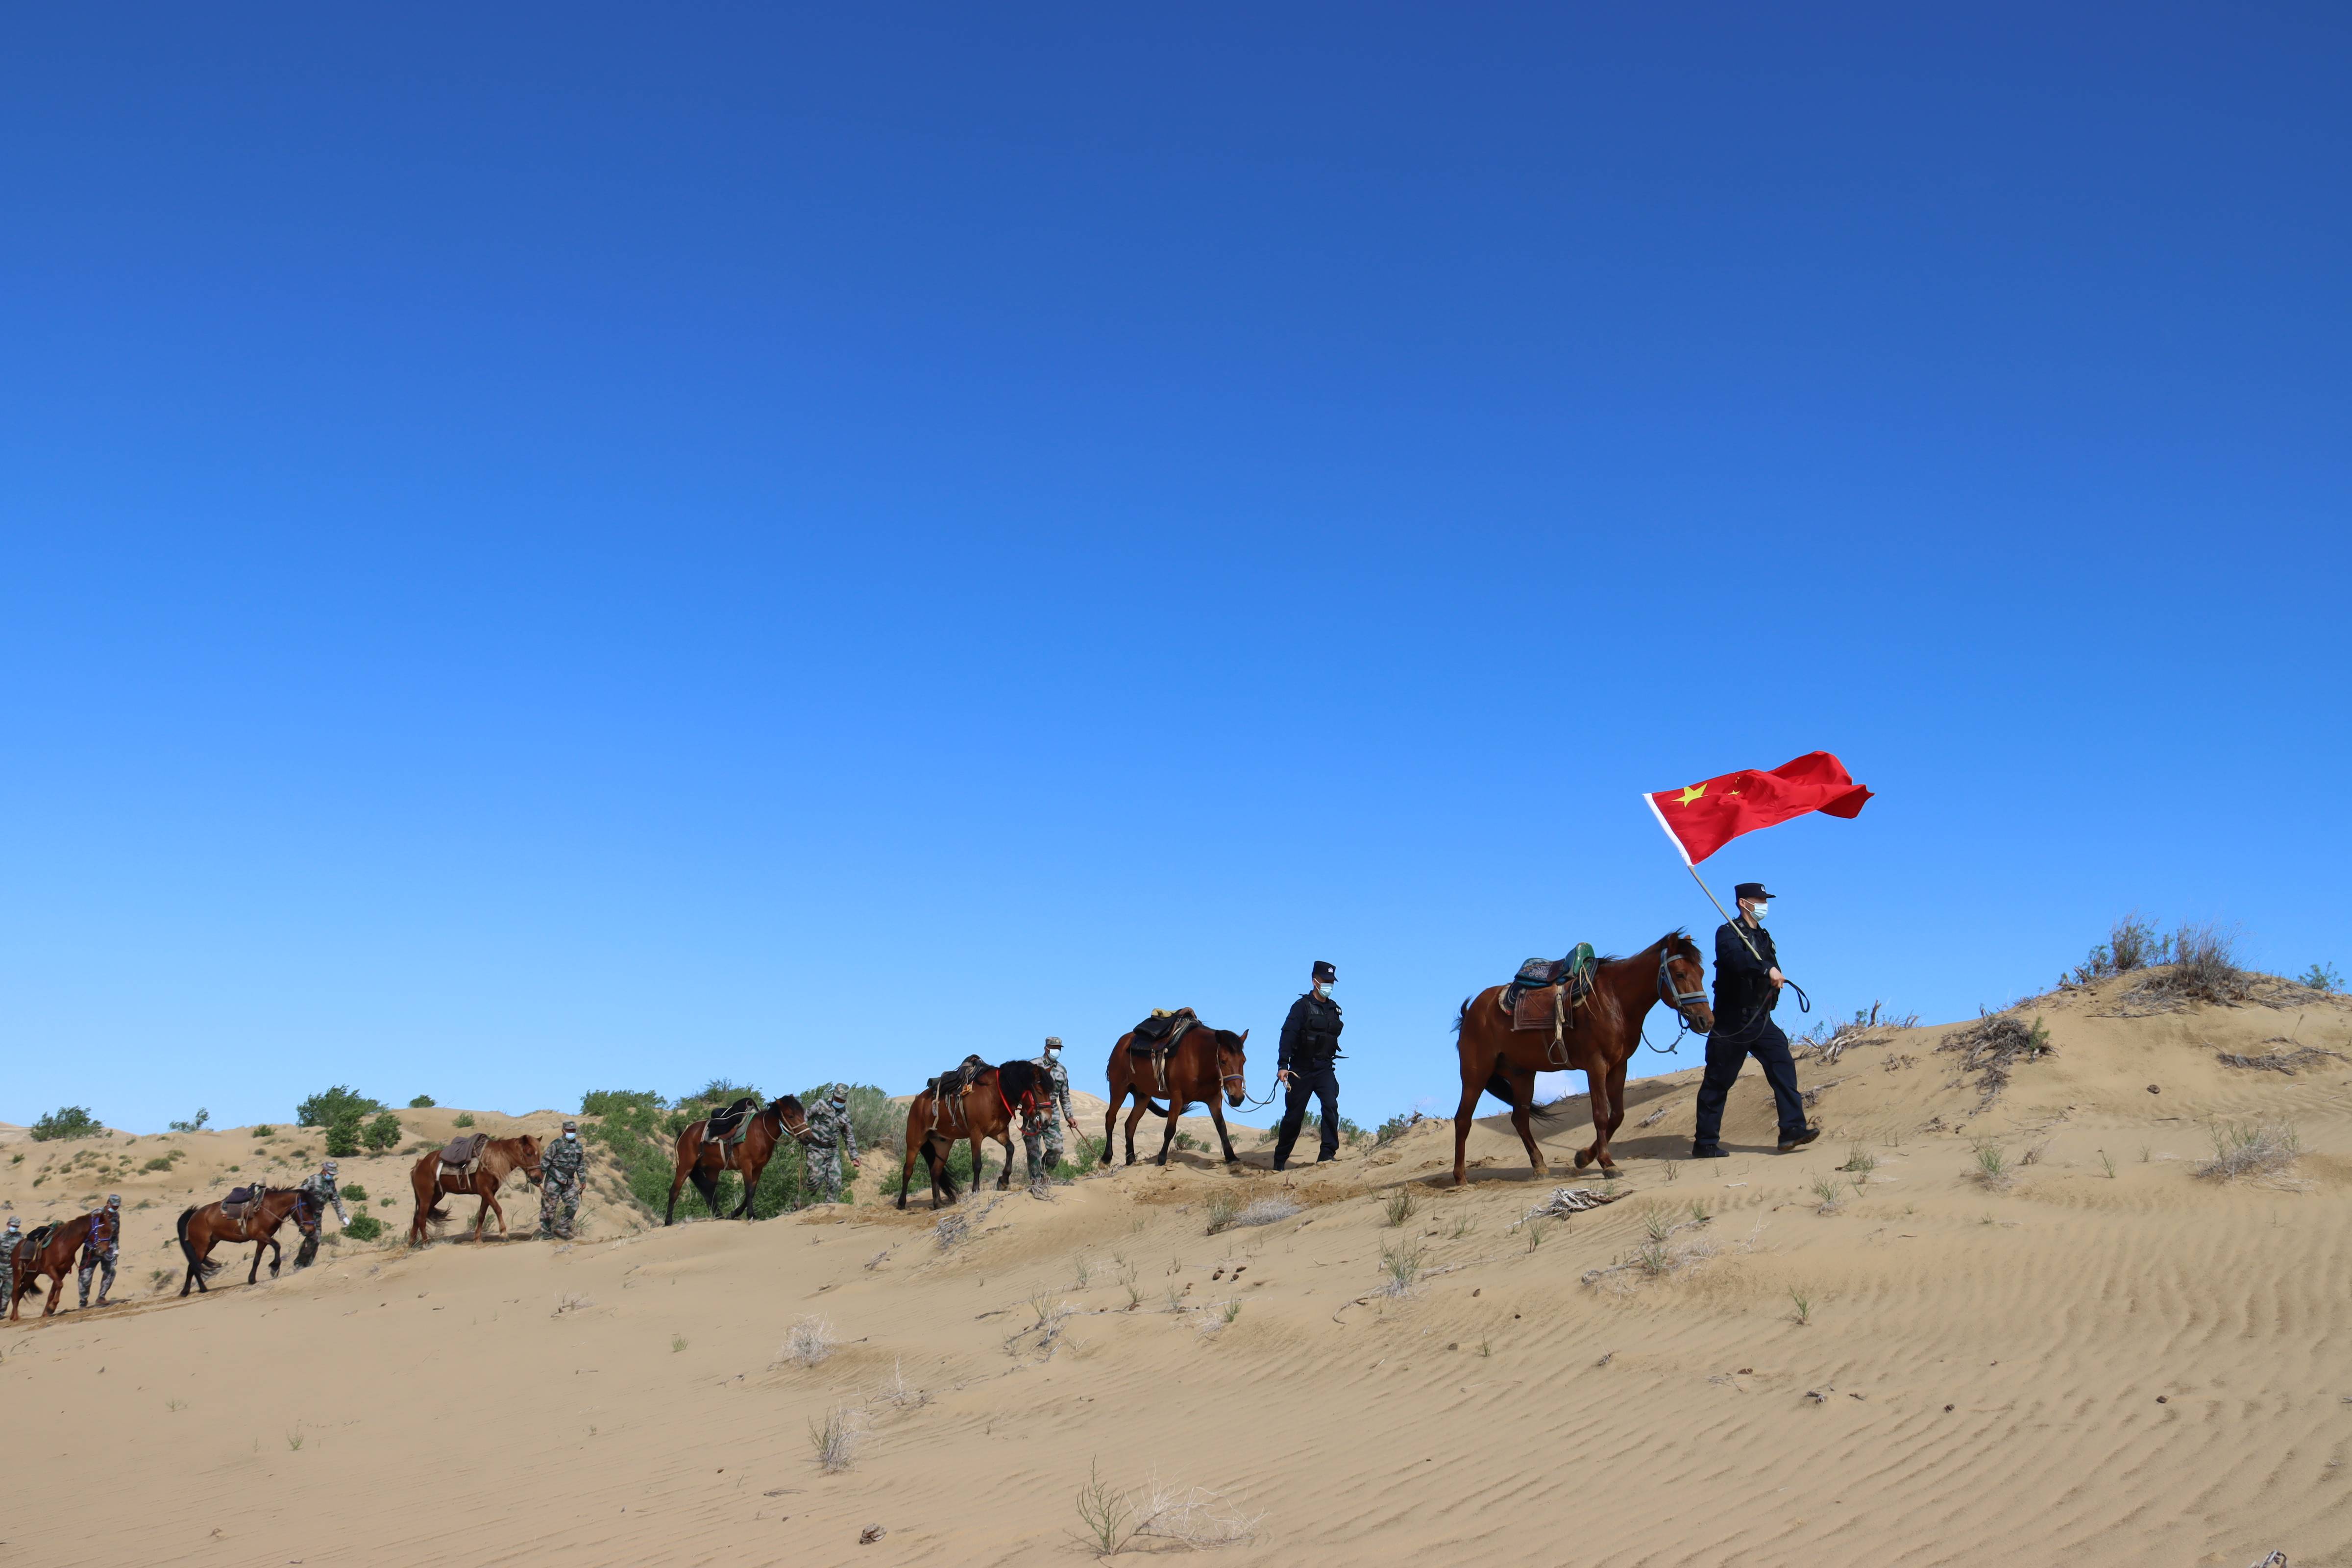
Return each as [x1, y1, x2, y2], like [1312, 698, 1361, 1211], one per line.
[4, 6, 2345, 1133]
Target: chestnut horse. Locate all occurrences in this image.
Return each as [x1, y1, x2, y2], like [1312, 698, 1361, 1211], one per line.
[897, 1061, 1045, 1209]
[175, 1187, 317, 1295]
[664, 1096, 818, 1225]
[1451, 931, 1713, 1185]
[7, 1215, 95, 1320]
[1102, 1021, 1251, 1167]
[406, 1135, 545, 1245]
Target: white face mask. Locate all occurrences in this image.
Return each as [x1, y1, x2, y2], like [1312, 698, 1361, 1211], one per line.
[1747, 902, 1769, 922]
[564, 1132, 576, 1141]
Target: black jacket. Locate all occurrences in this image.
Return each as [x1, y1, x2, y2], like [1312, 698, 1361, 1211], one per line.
[1712, 920, 1781, 1027]
[1278, 991, 1344, 1072]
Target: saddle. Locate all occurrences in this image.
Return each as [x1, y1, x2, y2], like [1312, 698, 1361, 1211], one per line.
[440, 1132, 491, 1183]
[705, 1096, 762, 1147]
[24, 1223, 57, 1254]
[1503, 944, 1600, 1060]
[1128, 1008, 1199, 1095]
[923, 1056, 989, 1129]
[222, 1185, 259, 1220]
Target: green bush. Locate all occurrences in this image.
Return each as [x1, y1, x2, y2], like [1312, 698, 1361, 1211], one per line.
[581, 1079, 833, 1220]
[408, 1095, 436, 1108]
[30, 1106, 100, 1142]
[253, 1125, 276, 1138]
[361, 1112, 402, 1152]
[324, 1110, 364, 1159]
[453, 1112, 475, 1128]
[579, 1089, 662, 1119]
[296, 1086, 383, 1128]
[340, 1183, 368, 1201]
[2299, 962, 2343, 993]
[167, 1108, 210, 1132]
[342, 1214, 385, 1242]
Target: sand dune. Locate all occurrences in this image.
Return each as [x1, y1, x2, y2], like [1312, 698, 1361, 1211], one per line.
[5, 975, 2349, 1567]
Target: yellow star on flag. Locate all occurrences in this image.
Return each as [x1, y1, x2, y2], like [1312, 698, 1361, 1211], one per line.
[1678, 784, 1706, 805]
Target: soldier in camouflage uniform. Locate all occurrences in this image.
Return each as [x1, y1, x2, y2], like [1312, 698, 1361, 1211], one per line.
[1, 1217, 24, 1315]
[1020, 1036, 1079, 1188]
[539, 1121, 587, 1239]
[803, 1085, 859, 1205]
[77, 1195, 122, 1307]
[292, 1160, 352, 1268]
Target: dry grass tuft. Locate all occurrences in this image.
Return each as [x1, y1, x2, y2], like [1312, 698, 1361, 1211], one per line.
[1970, 1141, 2013, 1190]
[1383, 1188, 1418, 1227]
[873, 1358, 929, 1409]
[1937, 1014, 2055, 1107]
[781, 1315, 837, 1369]
[1202, 1193, 1240, 1235]
[2217, 1044, 2347, 1075]
[1074, 1462, 1261, 1555]
[808, 1404, 865, 1472]
[1378, 1240, 1426, 1297]
[2196, 1121, 2301, 1182]
[1230, 1196, 1301, 1229]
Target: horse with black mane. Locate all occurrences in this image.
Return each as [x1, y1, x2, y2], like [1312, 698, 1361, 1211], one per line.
[406, 1134, 545, 1245]
[176, 1186, 319, 1295]
[1450, 931, 1713, 1185]
[664, 1095, 818, 1224]
[1102, 1013, 1252, 1167]
[7, 1215, 95, 1320]
[897, 1059, 1045, 1209]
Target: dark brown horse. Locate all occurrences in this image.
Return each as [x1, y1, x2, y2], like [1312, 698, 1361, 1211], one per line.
[1102, 1020, 1251, 1167]
[175, 1187, 318, 1295]
[406, 1135, 544, 1245]
[897, 1061, 1044, 1209]
[1450, 931, 1713, 1185]
[664, 1096, 818, 1224]
[7, 1215, 95, 1320]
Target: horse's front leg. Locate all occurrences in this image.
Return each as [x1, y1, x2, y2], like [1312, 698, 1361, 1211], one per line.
[1205, 1098, 1240, 1165]
[1103, 1088, 1124, 1168]
[1512, 1074, 1549, 1177]
[994, 1131, 1013, 1191]
[1572, 1066, 1617, 1174]
[1123, 1102, 1150, 1166]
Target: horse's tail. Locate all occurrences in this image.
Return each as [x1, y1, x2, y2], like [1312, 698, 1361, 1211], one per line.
[175, 1206, 199, 1272]
[1143, 1098, 1171, 1116]
[1454, 996, 1471, 1034]
[1485, 1054, 1568, 1121]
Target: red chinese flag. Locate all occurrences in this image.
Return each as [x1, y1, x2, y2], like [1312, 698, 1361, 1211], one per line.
[1643, 751, 1873, 865]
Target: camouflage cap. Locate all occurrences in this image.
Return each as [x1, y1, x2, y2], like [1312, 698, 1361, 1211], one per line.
[829, 1082, 848, 1101]
[106, 1194, 121, 1207]
[1043, 1036, 1062, 1050]
[5, 1216, 19, 1230]
[562, 1120, 578, 1131]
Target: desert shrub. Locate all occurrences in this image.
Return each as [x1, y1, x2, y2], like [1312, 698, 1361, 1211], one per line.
[167, 1108, 210, 1132]
[1373, 1113, 1421, 1145]
[2296, 961, 2342, 993]
[324, 1110, 364, 1159]
[342, 1214, 386, 1242]
[341, 1182, 368, 1201]
[1936, 1014, 2054, 1107]
[361, 1112, 402, 1152]
[296, 1087, 383, 1128]
[2146, 922, 2249, 1004]
[781, 1316, 837, 1368]
[31, 1106, 100, 1142]
[808, 1405, 865, 1472]
[453, 1112, 475, 1127]
[141, 1156, 175, 1172]
[1229, 1196, 1301, 1229]
[2067, 913, 2172, 985]
[1060, 1135, 1105, 1177]
[253, 1125, 276, 1138]
[1204, 1193, 1241, 1234]
[2196, 1121, 2300, 1181]
[579, 1088, 662, 1119]
[408, 1094, 436, 1108]
[1383, 1188, 1417, 1226]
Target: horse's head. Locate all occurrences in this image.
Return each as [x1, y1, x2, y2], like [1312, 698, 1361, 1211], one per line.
[996, 1060, 1043, 1117]
[1659, 931, 1714, 1034]
[516, 1134, 545, 1186]
[1214, 1029, 1250, 1108]
[771, 1095, 814, 1145]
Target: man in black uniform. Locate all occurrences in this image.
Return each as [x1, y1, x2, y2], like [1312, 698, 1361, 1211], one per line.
[1692, 882, 1818, 1157]
[1271, 960, 1344, 1171]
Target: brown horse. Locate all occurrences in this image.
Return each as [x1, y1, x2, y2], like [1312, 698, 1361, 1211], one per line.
[7, 1215, 95, 1320]
[663, 1096, 818, 1224]
[896, 1061, 1044, 1209]
[406, 1135, 545, 1245]
[1450, 931, 1713, 1185]
[1102, 1021, 1252, 1167]
[175, 1187, 318, 1295]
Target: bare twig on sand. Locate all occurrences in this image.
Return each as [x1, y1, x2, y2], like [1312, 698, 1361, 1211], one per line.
[1519, 1186, 1622, 1222]
[2217, 1044, 2346, 1075]
[1074, 1461, 1262, 1556]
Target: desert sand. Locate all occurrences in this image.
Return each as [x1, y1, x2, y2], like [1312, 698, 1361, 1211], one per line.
[5, 974, 2349, 1568]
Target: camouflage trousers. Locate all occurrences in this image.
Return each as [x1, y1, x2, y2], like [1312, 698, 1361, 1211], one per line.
[806, 1148, 845, 1204]
[77, 1246, 117, 1306]
[1021, 1110, 1066, 1184]
[538, 1179, 581, 1239]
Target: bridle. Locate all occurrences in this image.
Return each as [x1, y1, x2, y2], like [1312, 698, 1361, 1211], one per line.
[1223, 1068, 1281, 1112]
[1643, 945, 1713, 1054]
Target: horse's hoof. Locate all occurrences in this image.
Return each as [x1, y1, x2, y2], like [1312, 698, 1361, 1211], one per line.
[1572, 1149, 1593, 1170]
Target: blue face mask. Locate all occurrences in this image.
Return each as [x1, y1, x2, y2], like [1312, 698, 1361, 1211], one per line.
[1748, 903, 1769, 922]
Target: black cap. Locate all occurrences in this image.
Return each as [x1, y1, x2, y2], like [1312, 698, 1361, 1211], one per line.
[1734, 882, 1774, 901]
[1311, 960, 1337, 983]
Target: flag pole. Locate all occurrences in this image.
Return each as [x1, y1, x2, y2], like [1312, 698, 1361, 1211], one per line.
[1643, 791, 1763, 962]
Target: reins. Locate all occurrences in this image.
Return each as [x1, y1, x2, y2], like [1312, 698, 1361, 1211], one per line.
[1642, 945, 1713, 1055]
